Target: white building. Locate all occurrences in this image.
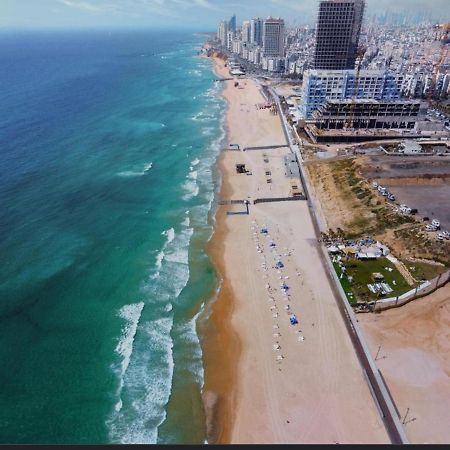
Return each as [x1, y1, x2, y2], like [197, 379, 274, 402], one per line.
[251, 18, 263, 46]
[217, 21, 228, 47]
[263, 17, 285, 58]
[231, 38, 241, 55]
[300, 69, 404, 118]
[267, 57, 283, 73]
[242, 21, 251, 43]
[226, 31, 234, 51]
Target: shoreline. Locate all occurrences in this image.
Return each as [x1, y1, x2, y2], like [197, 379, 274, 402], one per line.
[200, 52, 240, 444]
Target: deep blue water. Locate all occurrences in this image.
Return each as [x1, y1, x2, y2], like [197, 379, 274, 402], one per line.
[0, 29, 224, 444]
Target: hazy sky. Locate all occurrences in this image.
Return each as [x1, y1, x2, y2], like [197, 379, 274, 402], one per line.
[1, 0, 448, 29]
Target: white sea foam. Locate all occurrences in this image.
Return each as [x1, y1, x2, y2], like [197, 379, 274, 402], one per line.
[153, 250, 165, 277]
[191, 111, 214, 122]
[109, 59, 226, 443]
[152, 228, 176, 279]
[113, 302, 145, 413]
[109, 221, 194, 442]
[181, 215, 190, 228]
[116, 302, 145, 374]
[202, 127, 215, 136]
[109, 217, 195, 443]
[162, 227, 175, 245]
[175, 308, 205, 386]
[187, 170, 198, 181]
[181, 178, 199, 201]
[109, 316, 175, 444]
[144, 162, 153, 173]
[118, 162, 153, 178]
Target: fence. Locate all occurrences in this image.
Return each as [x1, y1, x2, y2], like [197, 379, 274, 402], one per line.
[253, 196, 306, 204]
[373, 269, 450, 312]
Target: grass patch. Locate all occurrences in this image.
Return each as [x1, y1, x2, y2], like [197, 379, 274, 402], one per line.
[333, 262, 357, 305]
[406, 261, 448, 281]
[333, 257, 412, 303]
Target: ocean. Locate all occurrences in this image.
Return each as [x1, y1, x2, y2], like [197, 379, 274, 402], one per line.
[0, 29, 224, 444]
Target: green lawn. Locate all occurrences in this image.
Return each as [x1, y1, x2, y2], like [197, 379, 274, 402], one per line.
[333, 257, 413, 304]
[333, 261, 357, 305]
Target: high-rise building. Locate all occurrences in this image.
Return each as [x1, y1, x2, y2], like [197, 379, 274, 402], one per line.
[226, 31, 234, 51]
[229, 14, 237, 34]
[217, 21, 228, 47]
[242, 21, 251, 43]
[263, 17, 285, 58]
[314, 0, 365, 70]
[251, 18, 263, 46]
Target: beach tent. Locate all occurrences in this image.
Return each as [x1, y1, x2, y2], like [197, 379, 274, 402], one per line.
[260, 228, 268, 235]
[289, 315, 299, 326]
[270, 242, 276, 248]
[275, 260, 284, 269]
[281, 283, 289, 290]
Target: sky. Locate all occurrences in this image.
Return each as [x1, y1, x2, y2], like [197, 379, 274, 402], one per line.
[0, 0, 448, 30]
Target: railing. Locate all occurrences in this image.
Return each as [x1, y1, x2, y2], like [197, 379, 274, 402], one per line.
[373, 269, 450, 312]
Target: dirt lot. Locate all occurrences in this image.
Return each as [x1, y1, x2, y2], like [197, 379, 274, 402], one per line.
[305, 155, 450, 274]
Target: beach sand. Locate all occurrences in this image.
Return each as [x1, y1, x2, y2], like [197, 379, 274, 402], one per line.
[358, 284, 450, 443]
[202, 56, 389, 444]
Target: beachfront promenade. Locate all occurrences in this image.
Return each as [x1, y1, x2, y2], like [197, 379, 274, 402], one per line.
[268, 85, 409, 444]
[208, 56, 390, 444]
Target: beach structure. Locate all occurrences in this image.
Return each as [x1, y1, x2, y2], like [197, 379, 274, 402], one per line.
[314, 0, 365, 70]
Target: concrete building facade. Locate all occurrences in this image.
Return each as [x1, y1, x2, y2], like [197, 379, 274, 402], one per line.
[251, 18, 264, 46]
[314, 0, 365, 70]
[300, 69, 404, 118]
[263, 17, 285, 58]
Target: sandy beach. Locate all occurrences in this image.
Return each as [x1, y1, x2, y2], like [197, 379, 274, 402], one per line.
[202, 55, 389, 444]
[358, 284, 450, 443]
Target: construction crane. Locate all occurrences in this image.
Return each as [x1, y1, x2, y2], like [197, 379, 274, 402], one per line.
[428, 22, 450, 102]
[344, 46, 367, 129]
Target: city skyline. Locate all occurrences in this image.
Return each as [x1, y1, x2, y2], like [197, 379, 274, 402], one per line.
[1, 0, 448, 29]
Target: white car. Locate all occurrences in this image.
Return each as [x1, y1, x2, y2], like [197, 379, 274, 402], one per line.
[432, 219, 441, 229]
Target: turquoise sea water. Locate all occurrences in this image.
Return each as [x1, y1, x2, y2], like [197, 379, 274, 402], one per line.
[0, 29, 224, 444]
